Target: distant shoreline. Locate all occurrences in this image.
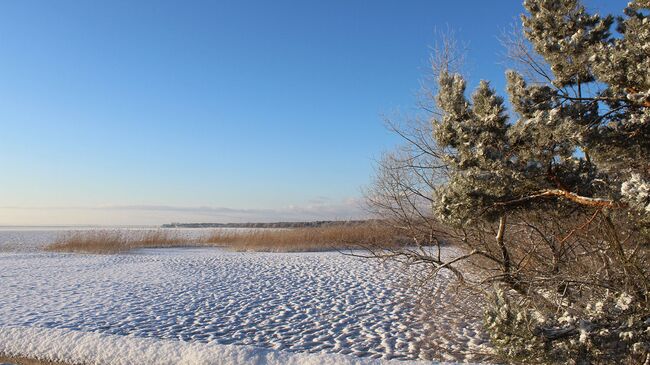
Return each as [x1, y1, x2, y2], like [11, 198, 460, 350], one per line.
[161, 220, 372, 229]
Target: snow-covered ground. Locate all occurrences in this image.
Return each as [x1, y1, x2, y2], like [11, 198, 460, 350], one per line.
[0, 229, 489, 364]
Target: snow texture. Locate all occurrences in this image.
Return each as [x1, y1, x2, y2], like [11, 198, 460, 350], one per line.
[0, 229, 489, 364]
[0, 326, 440, 365]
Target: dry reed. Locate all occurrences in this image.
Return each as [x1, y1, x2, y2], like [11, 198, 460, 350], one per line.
[44, 224, 399, 254]
[204, 224, 397, 252]
[45, 230, 195, 254]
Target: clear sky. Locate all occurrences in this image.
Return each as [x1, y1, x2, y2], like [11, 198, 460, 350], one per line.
[0, 0, 625, 225]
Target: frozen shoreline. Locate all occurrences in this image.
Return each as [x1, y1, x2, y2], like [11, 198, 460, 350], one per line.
[0, 230, 490, 364]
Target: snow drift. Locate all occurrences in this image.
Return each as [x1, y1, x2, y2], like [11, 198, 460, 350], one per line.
[0, 326, 438, 365]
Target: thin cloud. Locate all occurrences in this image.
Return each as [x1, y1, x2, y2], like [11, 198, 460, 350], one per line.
[0, 199, 366, 225]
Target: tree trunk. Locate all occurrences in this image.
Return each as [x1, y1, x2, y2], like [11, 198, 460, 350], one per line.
[496, 215, 511, 279]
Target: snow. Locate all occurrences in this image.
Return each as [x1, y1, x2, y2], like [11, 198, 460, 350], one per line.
[0, 229, 489, 364]
[0, 326, 448, 365]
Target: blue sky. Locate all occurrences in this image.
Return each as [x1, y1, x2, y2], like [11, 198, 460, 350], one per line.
[0, 0, 625, 225]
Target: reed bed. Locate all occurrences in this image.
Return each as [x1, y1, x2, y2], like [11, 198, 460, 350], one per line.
[45, 230, 196, 254]
[204, 224, 397, 252]
[44, 224, 399, 254]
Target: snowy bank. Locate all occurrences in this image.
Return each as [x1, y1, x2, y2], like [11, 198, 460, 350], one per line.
[0, 231, 490, 363]
[0, 326, 441, 365]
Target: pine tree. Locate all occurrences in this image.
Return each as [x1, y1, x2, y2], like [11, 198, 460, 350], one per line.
[427, 1, 649, 363]
[370, 1, 649, 363]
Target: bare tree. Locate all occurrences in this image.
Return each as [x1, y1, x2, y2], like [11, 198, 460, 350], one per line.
[364, 2, 649, 364]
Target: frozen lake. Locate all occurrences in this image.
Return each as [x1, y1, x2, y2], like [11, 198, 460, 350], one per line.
[0, 229, 488, 364]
